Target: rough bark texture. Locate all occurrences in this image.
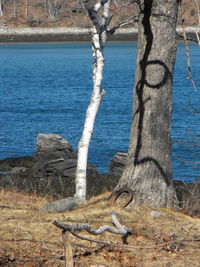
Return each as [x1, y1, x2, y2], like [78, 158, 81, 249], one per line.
[116, 0, 179, 208]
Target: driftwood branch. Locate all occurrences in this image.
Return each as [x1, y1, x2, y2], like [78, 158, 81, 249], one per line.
[53, 211, 132, 244]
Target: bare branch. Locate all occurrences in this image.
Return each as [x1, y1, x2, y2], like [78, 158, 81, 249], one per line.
[53, 212, 131, 237]
[176, 32, 199, 43]
[108, 15, 138, 35]
[182, 22, 197, 91]
[194, 0, 200, 45]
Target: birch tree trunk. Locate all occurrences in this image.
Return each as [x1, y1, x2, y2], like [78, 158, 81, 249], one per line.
[74, 0, 111, 202]
[0, 0, 5, 16]
[0, 0, 3, 16]
[115, 0, 179, 208]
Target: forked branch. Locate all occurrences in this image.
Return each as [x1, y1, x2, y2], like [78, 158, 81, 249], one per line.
[53, 211, 132, 244]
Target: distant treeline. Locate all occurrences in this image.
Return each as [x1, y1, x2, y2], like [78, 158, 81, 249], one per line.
[0, 0, 199, 28]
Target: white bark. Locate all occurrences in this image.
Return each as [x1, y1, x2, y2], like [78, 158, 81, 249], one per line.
[74, 0, 111, 202]
[0, 0, 5, 16]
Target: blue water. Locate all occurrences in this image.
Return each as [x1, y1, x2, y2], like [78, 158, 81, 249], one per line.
[0, 42, 199, 182]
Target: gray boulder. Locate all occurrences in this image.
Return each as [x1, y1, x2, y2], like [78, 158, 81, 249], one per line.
[34, 133, 77, 170]
[109, 152, 127, 177]
[39, 197, 79, 213]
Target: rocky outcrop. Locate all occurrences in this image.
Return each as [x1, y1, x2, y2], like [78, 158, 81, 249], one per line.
[0, 134, 116, 201]
[33, 133, 77, 170]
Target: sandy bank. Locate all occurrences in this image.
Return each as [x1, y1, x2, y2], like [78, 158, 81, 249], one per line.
[0, 27, 138, 42]
[0, 26, 199, 42]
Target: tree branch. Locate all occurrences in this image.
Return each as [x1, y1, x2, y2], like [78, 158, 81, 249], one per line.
[53, 211, 131, 236]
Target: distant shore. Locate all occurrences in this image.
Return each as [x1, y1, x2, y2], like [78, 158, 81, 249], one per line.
[0, 26, 199, 43]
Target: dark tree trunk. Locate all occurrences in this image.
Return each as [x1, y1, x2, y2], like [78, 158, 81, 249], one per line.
[116, 0, 179, 208]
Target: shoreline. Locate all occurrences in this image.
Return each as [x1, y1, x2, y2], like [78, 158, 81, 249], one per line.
[0, 26, 199, 43]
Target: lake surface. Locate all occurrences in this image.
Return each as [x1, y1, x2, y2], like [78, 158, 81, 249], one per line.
[0, 42, 199, 182]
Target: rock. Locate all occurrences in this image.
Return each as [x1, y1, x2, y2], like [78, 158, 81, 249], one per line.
[0, 134, 118, 200]
[34, 133, 77, 170]
[39, 197, 79, 213]
[109, 152, 127, 177]
[151, 211, 161, 218]
[26, 133, 101, 198]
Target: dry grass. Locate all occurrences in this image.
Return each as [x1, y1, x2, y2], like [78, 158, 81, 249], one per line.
[0, 188, 200, 267]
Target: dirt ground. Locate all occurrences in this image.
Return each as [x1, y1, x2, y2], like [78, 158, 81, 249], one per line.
[0, 188, 200, 267]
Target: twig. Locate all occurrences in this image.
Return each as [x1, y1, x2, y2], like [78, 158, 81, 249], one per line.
[180, 1, 197, 91]
[176, 223, 196, 249]
[194, 0, 200, 45]
[176, 32, 199, 43]
[182, 22, 197, 90]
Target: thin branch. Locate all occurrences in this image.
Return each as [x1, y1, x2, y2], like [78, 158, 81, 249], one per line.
[181, 20, 197, 91]
[194, 0, 200, 45]
[174, 157, 200, 165]
[108, 15, 138, 35]
[180, 2, 197, 90]
[176, 32, 199, 43]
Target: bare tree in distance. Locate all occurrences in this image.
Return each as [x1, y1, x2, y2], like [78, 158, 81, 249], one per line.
[45, 0, 62, 19]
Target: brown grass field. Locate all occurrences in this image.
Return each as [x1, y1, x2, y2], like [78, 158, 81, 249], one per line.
[0, 188, 200, 266]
